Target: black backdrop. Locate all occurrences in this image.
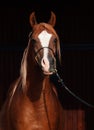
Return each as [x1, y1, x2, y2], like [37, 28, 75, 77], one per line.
[0, 1, 94, 130]
[0, 0, 94, 46]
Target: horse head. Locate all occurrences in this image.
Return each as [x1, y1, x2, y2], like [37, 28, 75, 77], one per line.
[22, 12, 61, 77]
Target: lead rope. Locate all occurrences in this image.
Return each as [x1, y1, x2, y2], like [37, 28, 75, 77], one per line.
[54, 69, 94, 108]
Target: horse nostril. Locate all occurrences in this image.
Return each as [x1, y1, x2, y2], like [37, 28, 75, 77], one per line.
[41, 57, 56, 73]
[41, 59, 45, 66]
[43, 59, 45, 65]
[41, 58, 49, 68]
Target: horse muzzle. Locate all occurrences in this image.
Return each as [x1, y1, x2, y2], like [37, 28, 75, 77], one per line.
[41, 56, 56, 75]
[35, 47, 56, 75]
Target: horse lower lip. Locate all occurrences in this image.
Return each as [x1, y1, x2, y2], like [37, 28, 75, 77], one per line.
[43, 71, 53, 75]
[42, 68, 56, 75]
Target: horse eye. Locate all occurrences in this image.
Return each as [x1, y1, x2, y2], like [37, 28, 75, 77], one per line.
[54, 38, 57, 44]
[31, 39, 36, 44]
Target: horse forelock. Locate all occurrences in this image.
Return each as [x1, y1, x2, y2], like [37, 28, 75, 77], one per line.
[32, 23, 57, 37]
[40, 23, 57, 36]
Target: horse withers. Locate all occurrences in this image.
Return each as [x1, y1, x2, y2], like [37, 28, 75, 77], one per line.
[0, 11, 64, 130]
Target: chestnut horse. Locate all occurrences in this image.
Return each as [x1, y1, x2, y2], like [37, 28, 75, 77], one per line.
[0, 11, 64, 130]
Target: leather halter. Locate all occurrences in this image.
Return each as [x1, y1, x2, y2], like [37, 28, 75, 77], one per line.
[35, 47, 56, 74]
[35, 47, 55, 58]
[35, 47, 55, 61]
[29, 31, 55, 60]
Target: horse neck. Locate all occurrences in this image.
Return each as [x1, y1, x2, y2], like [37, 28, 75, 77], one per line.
[25, 61, 51, 100]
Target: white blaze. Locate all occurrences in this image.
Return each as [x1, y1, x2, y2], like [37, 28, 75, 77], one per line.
[38, 30, 52, 72]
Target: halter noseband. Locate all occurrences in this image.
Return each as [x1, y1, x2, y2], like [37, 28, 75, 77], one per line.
[29, 31, 55, 59]
[35, 47, 55, 57]
[35, 47, 55, 62]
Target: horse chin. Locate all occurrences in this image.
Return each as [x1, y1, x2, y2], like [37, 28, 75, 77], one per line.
[43, 71, 53, 75]
[42, 67, 56, 75]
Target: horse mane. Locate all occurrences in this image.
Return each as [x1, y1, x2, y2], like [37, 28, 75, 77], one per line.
[5, 77, 21, 109]
[20, 48, 28, 89]
[5, 48, 28, 108]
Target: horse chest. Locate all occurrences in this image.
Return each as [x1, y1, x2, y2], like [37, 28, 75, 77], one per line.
[9, 94, 60, 130]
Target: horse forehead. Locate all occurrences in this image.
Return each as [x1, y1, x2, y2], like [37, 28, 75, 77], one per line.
[38, 30, 52, 47]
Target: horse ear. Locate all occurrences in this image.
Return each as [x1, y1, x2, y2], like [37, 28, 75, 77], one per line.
[29, 12, 37, 27]
[48, 11, 56, 27]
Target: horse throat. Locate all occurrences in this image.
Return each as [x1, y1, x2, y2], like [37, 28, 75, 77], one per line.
[23, 59, 51, 100]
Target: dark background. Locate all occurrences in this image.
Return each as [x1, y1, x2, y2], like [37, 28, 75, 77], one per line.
[0, 0, 94, 130]
[0, 0, 94, 46]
